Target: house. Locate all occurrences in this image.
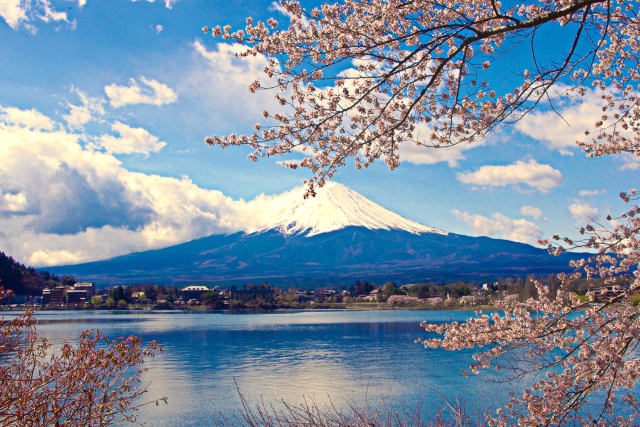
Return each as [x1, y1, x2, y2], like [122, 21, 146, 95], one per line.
[0, 291, 24, 305]
[474, 290, 488, 304]
[42, 288, 51, 304]
[591, 285, 627, 302]
[131, 291, 146, 300]
[365, 289, 381, 302]
[313, 288, 336, 297]
[49, 285, 67, 304]
[64, 282, 95, 304]
[73, 282, 95, 297]
[295, 291, 315, 303]
[459, 295, 478, 306]
[12, 294, 28, 305]
[66, 289, 89, 304]
[180, 285, 210, 301]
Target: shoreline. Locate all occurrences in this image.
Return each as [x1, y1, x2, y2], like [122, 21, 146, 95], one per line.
[1, 303, 500, 313]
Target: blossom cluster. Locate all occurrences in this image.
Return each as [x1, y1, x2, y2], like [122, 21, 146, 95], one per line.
[421, 190, 640, 425]
[0, 312, 166, 425]
[204, 1, 640, 422]
[387, 294, 424, 305]
[204, 0, 639, 194]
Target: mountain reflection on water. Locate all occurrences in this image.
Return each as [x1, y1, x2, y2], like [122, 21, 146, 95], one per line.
[30, 310, 522, 426]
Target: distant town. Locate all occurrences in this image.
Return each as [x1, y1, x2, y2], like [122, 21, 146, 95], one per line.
[2, 276, 634, 311]
[1, 251, 634, 311]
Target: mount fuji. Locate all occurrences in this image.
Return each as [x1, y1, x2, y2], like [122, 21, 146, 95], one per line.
[245, 182, 446, 236]
[48, 182, 581, 288]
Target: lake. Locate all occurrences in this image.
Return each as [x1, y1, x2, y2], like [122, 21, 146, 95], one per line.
[17, 310, 565, 425]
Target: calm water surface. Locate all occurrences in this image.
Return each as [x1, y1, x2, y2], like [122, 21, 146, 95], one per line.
[29, 310, 527, 425]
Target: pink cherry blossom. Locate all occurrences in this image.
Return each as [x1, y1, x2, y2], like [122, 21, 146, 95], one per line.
[204, 1, 640, 422]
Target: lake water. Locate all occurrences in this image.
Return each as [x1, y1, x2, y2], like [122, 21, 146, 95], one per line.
[16, 310, 585, 425]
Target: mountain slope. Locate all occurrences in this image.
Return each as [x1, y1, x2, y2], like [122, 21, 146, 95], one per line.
[47, 182, 581, 287]
[48, 227, 581, 288]
[0, 251, 72, 295]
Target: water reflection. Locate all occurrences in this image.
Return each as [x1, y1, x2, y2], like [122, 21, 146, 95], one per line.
[22, 310, 521, 426]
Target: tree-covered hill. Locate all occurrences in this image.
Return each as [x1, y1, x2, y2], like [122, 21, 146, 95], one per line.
[0, 252, 74, 296]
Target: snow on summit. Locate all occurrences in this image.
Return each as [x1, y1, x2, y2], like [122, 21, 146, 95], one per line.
[247, 182, 446, 236]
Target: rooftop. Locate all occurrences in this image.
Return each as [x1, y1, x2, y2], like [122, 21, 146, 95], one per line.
[181, 285, 209, 291]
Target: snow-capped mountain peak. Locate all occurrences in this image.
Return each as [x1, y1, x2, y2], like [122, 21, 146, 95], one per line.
[247, 182, 447, 236]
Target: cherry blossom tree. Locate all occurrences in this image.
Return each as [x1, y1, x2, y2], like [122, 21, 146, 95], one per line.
[203, 0, 640, 424]
[204, 0, 638, 192]
[0, 311, 166, 425]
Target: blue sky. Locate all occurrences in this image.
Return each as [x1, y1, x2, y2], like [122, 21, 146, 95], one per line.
[0, 0, 636, 266]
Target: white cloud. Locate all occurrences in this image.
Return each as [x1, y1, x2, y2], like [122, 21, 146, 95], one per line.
[29, 249, 86, 266]
[453, 210, 542, 244]
[515, 87, 604, 155]
[516, 87, 639, 167]
[0, 105, 55, 130]
[0, 0, 67, 31]
[0, 0, 26, 29]
[398, 131, 481, 167]
[184, 41, 283, 122]
[620, 154, 640, 171]
[192, 41, 269, 87]
[63, 88, 106, 129]
[78, 0, 177, 10]
[64, 104, 92, 129]
[1, 0, 175, 31]
[0, 105, 257, 266]
[568, 200, 600, 224]
[132, 0, 176, 9]
[104, 77, 177, 108]
[97, 121, 167, 155]
[457, 159, 562, 192]
[519, 205, 546, 222]
[578, 189, 607, 197]
[0, 192, 29, 213]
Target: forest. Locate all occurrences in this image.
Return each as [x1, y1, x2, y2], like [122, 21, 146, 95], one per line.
[0, 251, 74, 297]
